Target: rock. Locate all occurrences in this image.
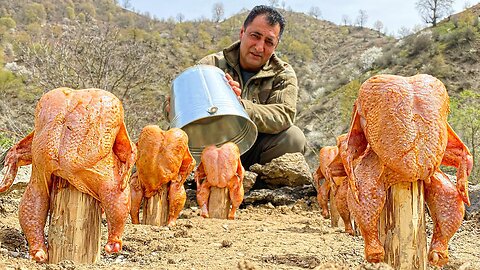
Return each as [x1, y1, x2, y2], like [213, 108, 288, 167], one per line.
[185, 189, 197, 208]
[0, 226, 27, 253]
[249, 153, 312, 188]
[243, 171, 257, 193]
[466, 183, 480, 220]
[243, 185, 316, 206]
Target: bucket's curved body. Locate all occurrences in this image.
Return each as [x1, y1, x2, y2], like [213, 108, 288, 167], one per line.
[170, 65, 258, 163]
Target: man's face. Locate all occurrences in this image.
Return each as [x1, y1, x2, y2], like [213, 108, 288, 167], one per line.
[239, 14, 280, 72]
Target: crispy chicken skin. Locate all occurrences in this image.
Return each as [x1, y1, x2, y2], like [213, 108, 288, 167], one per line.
[0, 88, 137, 262]
[129, 125, 195, 226]
[313, 145, 338, 219]
[343, 74, 472, 267]
[194, 143, 244, 219]
[325, 134, 354, 235]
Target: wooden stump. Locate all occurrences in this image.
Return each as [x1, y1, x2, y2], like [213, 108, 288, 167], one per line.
[329, 190, 341, 227]
[142, 184, 169, 226]
[208, 187, 230, 219]
[48, 176, 102, 264]
[379, 181, 427, 270]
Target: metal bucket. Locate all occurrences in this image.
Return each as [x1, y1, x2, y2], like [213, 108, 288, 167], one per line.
[170, 65, 258, 163]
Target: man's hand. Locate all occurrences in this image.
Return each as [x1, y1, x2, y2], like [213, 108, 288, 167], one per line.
[226, 73, 241, 98]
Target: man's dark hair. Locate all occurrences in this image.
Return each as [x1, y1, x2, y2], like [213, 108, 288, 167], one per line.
[243, 5, 286, 40]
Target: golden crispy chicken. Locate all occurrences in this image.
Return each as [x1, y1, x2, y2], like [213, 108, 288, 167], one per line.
[130, 125, 195, 226]
[314, 145, 339, 219]
[343, 74, 472, 267]
[324, 134, 354, 235]
[0, 88, 137, 263]
[194, 142, 244, 219]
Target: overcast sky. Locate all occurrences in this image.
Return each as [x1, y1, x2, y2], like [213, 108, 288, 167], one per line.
[128, 0, 472, 36]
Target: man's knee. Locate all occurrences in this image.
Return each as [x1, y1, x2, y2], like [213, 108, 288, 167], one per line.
[281, 125, 306, 154]
[260, 125, 306, 164]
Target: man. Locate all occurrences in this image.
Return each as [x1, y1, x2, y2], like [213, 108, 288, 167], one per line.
[167, 5, 306, 169]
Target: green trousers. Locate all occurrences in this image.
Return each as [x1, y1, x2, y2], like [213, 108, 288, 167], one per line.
[240, 125, 306, 169]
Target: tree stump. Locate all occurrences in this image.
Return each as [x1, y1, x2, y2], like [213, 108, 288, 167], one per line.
[329, 190, 341, 227]
[48, 176, 102, 264]
[142, 184, 169, 226]
[208, 187, 230, 219]
[379, 181, 427, 270]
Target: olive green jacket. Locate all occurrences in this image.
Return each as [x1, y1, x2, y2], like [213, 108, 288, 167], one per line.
[198, 41, 298, 134]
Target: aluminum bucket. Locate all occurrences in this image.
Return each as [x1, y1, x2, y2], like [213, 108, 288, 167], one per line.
[170, 65, 258, 163]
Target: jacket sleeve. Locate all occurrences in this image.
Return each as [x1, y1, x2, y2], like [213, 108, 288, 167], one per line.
[241, 66, 298, 134]
[197, 53, 221, 66]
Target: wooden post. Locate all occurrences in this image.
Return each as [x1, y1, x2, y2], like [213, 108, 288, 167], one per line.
[48, 176, 102, 264]
[379, 181, 427, 270]
[329, 190, 341, 227]
[142, 184, 169, 226]
[208, 187, 230, 219]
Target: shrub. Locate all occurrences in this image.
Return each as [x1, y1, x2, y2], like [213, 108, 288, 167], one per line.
[359, 46, 382, 71]
[409, 31, 433, 56]
[421, 54, 451, 78]
[0, 17, 16, 29]
[339, 79, 361, 123]
[442, 25, 478, 49]
[449, 90, 480, 182]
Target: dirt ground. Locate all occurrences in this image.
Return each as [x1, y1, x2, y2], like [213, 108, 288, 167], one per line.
[0, 180, 479, 270]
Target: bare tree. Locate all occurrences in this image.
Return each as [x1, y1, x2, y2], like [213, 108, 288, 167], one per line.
[268, 0, 279, 7]
[121, 0, 131, 9]
[355, 9, 368, 28]
[176, 13, 185, 23]
[373, 20, 384, 35]
[212, 2, 224, 23]
[16, 21, 170, 136]
[463, 1, 472, 9]
[398, 26, 412, 37]
[341, 14, 351, 26]
[308, 6, 322, 19]
[18, 21, 164, 102]
[416, 0, 454, 26]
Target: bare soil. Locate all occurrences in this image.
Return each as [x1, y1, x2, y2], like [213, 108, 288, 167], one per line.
[0, 181, 479, 270]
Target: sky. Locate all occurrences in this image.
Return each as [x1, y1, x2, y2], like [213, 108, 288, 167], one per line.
[128, 0, 473, 36]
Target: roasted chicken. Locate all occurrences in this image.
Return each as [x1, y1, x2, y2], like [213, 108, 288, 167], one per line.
[0, 88, 137, 262]
[194, 142, 244, 219]
[130, 125, 195, 226]
[343, 74, 472, 267]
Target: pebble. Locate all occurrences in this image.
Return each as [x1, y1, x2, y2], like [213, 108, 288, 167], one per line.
[264, 202, 275, 209]
[9, 251, 20, 258]
[114, 255, 125, 263]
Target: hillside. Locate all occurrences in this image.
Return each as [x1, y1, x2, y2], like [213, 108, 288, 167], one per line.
[1, 1, 480, 177]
